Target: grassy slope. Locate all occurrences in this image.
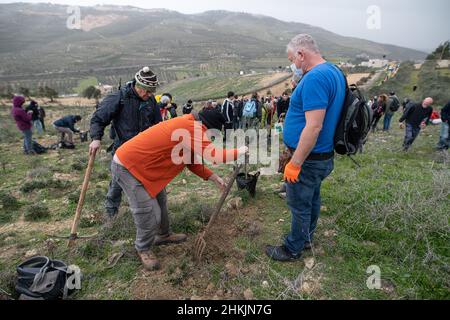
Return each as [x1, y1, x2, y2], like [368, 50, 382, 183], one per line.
[0, 104, 449, 300]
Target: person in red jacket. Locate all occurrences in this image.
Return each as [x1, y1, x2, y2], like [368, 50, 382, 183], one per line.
[11, 95, 34, 155]
[113, 108, 248, 271]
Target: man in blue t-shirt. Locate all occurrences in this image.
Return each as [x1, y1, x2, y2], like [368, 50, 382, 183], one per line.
[266, 34, 346, 262]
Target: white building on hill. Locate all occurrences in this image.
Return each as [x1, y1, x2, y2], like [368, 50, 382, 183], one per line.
[360, 59, 389, 68]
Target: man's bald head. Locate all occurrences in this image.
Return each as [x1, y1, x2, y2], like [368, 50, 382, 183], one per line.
[422, 97, 434, 107]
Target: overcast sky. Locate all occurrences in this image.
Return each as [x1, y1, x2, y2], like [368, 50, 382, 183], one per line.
[2, 0, 449, 52]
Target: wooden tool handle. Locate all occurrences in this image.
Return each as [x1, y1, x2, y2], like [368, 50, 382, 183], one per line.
[70, 150, 97, 238]
[205, 165, 242, 231]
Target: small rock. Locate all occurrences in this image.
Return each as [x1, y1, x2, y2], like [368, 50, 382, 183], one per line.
[243, 288, 254, 300]
[304, 258, 315, 270]
[182, 179, 187, 185]
[215, 289, 224, 296]
[262, 281, 269, 288]
[278, 219, 285, 223]
[190, 295, 202, 300]
[225, 262, 239, 277]
[246, 221, 261, 237]
[320, 206, 328, 212]
[227, 197, 244, 210]
[300, 281, 313, 294]
[112, 240, 127, 248]
[206, 283, 215, 293]
[241, 267, 250, 274]
[25, 249, 38, 258]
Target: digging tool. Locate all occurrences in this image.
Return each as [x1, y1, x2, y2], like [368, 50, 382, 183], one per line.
[67, 150, 98, 247]
[244, 136, 249, 179]
[193, 164, 242, 263]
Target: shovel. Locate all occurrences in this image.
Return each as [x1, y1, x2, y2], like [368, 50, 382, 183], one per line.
[47, 151, 99, 244]
[48, 150, 98, 247]
[193, 164, 242, 263]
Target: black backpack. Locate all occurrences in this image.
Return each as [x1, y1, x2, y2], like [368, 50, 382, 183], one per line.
[334, 69, 373, 161]
[32, 141, 47, 154]
[15, 256, 78, 300]
[389, 96, 400, 112]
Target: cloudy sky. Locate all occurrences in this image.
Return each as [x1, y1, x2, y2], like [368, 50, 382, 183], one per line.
[1, 0, 449, 51]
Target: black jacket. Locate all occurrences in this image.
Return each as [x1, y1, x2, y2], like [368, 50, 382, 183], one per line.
[222, 98, 234, 124]
[441, 101, 450, 123]
[26, 102, 40, 121]
[399, 103, 433, 127]
[54, 115, 80, 133]
[90, 81, 162, 151]
[277, 98, 290, 118]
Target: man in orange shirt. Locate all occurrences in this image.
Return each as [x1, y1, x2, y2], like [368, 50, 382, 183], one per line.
[113, 108, 248, 270]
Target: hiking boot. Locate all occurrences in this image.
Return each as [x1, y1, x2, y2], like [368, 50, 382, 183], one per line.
[137, 250, 160, 271]
[278, 192, 286, 200]
[154, 233, 187, 246]
[265, 245, 301, 262]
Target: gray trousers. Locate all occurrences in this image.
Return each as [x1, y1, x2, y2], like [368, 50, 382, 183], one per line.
[111, 161, 170, 252]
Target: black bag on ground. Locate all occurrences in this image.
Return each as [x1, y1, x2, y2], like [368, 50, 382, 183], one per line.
[59, 141, 75, 149]
[15, 256, 77, 300]
[334, 69, 373, 156]
[32, 141, 47, 154]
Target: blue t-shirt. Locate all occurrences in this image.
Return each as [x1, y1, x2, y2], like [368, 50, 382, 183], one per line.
[283, 62, 345, 153]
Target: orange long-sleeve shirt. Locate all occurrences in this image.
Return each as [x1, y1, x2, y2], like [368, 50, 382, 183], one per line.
[116, 114, 238, 198]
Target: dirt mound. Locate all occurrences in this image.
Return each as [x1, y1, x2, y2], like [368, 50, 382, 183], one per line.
[131, 205, 260, 300]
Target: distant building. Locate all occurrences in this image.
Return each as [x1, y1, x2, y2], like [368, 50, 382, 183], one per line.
[96, 84, 114, 95]
[437, 60, 450, 69]
[360, 59, 389, 68]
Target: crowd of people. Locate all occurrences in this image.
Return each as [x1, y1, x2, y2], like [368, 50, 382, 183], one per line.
[368, 91, 449, 151]
[8, 33, 449, 271]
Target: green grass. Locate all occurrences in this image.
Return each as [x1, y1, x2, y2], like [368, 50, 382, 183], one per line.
[0, 104, 448, 300]
[73, 77, 99, 95]
[160, 74, 268, 102]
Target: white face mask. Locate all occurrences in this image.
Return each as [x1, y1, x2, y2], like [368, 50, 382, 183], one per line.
[290, 63, 303, 83]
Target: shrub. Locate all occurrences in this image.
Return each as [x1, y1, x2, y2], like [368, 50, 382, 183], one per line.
[24, 204, 50, 221]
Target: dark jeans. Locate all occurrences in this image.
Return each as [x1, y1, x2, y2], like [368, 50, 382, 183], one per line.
[223, 122, 233, 142]
[105, 159, 123, 217]
[232, 116, 239, 130]
[383, 113, 393, 131]
[437, 122, 449, 149]
[371, 115, 382, 132]
[22, 129, 33, 154]
[284, 158, 334, 255]
[403, 123, 421, 150]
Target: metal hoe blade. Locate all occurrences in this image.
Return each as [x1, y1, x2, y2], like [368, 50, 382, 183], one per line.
[193, 165, 242, 263]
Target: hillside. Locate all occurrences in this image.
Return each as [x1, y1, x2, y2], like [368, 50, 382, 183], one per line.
[0, 104, 448, 300]
[0, 3, 427, 94]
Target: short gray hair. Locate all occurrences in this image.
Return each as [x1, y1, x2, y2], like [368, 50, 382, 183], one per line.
[287, 34, 320, 54]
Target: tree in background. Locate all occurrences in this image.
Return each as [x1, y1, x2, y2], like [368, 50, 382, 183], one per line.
[426, 41, 450, 60]
[38, 86, 58, 102]
[82, 85, 101, 101]
[18, 87, 30, 98]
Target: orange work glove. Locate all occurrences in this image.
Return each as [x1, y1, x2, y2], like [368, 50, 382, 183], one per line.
[284, 161, 302, 184]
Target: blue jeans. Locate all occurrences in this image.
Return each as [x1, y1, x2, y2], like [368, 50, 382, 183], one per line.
[22, 129, 33, 154]
[383, 113, 393, 131]
[403, 123, 421, 150]
[437, 121, 449, 149]
[284, 158, 334, 255]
